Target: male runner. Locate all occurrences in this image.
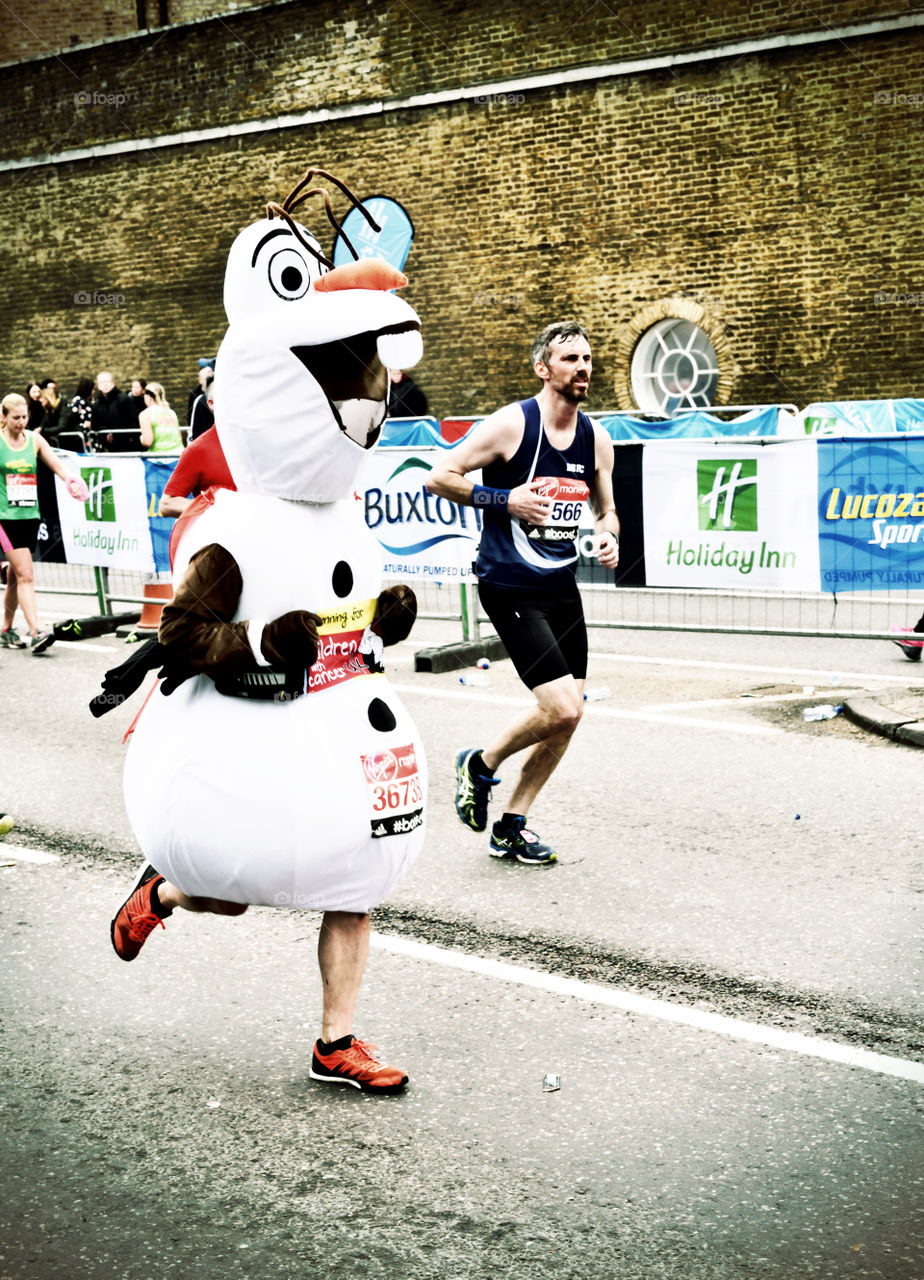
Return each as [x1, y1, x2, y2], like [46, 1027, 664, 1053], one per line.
[426, 320, 619, 864]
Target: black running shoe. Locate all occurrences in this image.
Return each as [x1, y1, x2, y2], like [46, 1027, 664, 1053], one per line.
[489, 817, 557, 865]
[454, 748, 499, 832]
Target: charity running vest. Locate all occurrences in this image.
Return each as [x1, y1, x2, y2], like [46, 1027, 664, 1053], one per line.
[475, 397, 595, 590]
[149, 414, 183, 452]
[0, 429, 39, 520]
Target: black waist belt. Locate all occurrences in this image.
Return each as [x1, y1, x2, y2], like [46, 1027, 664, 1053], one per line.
[213, 670, 304, 702]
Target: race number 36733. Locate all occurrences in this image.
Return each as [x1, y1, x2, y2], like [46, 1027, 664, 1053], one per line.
[361, 743, 424, 839]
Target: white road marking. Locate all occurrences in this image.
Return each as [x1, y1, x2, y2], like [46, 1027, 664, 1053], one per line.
[52, 641, 119, 653]
[390, 683, 781, 735]
[0, 845, 60, 864]
[371, 932, 924, 1085]
[587, 651, 924, 688]
[644, 687, 857, 712]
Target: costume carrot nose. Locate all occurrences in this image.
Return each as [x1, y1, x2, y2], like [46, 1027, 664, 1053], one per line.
[314, 259, 408, 292]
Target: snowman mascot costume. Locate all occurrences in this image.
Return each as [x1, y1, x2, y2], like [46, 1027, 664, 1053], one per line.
[110, 184, 427, 1094]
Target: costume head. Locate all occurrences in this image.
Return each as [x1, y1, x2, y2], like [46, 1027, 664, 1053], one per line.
[214, 168, 422, 504]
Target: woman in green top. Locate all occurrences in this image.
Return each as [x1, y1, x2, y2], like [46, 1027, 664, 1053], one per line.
[1, 392, 89, 652]
[139, 382, 184, 453]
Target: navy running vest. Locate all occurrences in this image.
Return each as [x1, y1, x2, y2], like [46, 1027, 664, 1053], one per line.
[475, 397, 595, 590]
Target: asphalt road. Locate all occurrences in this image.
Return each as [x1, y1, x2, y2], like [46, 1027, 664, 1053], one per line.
[1, 613, 922, 1279]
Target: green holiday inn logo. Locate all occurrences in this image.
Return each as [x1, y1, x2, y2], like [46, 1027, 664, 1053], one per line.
[80, 466, 116, 522]
[697, 458, 758, 532]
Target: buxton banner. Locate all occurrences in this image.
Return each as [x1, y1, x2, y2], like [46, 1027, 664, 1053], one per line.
[642, 439, 820, 591]
[359, 447, 481, 582]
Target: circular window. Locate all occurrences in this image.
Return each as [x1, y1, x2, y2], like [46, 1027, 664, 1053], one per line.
[630, 319, 720, 414]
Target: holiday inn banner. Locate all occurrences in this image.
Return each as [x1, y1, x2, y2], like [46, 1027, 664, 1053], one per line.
[54, 457, 156, 572]
[642, 440, 821, 591]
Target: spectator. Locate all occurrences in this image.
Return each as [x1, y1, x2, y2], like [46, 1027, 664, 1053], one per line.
[186, 363, 214, 423]
[159, 382, 232, 517]
[61, 378, 95, 450]
[139, 382, 183, 453]
[189, 372, 215, 441]
[387, 368, 429, 418]
[91, 371, 138, 451]
[26, 384, 44, 432]
[38, 379, 65, 445]
[128, 378, 148, 432]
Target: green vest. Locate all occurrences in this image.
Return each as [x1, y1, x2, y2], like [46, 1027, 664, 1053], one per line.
[0, 429, 39, 520]
[149, 415, 183, 453]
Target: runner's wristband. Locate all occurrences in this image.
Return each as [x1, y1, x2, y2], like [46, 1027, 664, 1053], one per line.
[471, 485, 510, 508]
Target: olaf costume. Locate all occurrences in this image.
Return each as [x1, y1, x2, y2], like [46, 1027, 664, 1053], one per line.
[122, 216, 427, 913]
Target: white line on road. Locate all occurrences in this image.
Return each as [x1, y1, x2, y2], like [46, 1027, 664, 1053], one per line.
[0, 845, 60, 864]
[588, 651, 924, 688]
[52, 641, 119, 653]
[371, 932, 924, 1085]
[390, 684, 780, 735]
[643, 687, 857, 712]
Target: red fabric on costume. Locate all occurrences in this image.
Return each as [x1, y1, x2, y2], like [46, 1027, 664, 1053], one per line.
[168, 488, 220, 570]
[163, 426, 235, 500]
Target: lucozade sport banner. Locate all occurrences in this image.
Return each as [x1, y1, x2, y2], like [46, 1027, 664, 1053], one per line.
[54, 457, 155, 572]
[817, 436, 924, 592]
[642, 439, 821, 591]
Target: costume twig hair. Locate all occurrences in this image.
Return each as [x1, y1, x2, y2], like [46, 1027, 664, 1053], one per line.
[266, 167, 383, 269]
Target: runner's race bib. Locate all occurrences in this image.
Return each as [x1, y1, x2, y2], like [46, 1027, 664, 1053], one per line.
[522, 476, 590, 544]
[361, 743, 424, 839]
[5, 472, 38, 508]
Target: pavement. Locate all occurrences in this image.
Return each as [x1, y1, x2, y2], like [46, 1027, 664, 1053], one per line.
[842, 670, 924, 748]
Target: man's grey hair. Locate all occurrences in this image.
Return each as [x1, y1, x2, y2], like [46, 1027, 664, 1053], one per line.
[531, 321, 591, 370]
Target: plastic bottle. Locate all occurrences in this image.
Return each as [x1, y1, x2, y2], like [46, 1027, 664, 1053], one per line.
[584, 686, 611, 702]
[459, 672, 490, 687]
[476, 657, 491, 670]
[803, 704, 841, 721]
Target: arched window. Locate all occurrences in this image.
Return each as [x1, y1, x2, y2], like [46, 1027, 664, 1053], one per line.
[630, 319, 720, 414]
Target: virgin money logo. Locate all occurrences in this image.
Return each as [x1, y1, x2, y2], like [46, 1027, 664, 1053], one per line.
[534, 476, 590, 502]
[362, 750, 397, 784]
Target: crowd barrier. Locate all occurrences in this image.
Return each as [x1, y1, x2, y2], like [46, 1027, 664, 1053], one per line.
[21, 409, 924, 643]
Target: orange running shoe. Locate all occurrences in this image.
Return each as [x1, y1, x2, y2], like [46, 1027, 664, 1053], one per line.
[111, 864, 170, 961]
[309, 1036, 409, 1094]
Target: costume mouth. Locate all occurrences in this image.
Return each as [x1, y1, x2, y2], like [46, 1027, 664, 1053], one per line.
[291, 322, 420, 449]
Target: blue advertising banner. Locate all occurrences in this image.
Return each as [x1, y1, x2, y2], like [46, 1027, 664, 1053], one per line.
[597, 406, 780, 442]
[143, 456, 179, 572]
[332, 196, 415, 271]
[817, 436, 924, 592]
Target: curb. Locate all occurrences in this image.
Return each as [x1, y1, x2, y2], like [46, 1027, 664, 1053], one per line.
[841, 696, 924, 748]
[414, 634, 508, 673]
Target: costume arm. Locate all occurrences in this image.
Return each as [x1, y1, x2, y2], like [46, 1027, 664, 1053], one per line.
[159, 543, 321, 674]
[159, 544, 253, 673]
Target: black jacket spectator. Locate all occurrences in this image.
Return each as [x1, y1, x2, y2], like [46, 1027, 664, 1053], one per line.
[387, 371, 429, 418]
[91, 379, 139, 452]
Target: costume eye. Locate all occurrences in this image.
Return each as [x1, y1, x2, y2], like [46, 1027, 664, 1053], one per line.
[267, 247, 311, 300]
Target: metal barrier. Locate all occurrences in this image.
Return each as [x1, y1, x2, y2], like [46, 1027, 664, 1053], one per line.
[30, 560, 923, 644]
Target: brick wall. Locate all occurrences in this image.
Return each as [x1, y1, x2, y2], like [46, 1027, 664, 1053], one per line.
[0, 1, 920, 418]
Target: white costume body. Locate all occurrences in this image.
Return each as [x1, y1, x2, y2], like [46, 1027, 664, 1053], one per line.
[123, 491, 426, 912]
[122, 213, 428, 913]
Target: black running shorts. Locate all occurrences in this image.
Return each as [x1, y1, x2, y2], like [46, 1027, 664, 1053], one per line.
[477, 579, 587, 690]
[1, 518, 41, 553]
